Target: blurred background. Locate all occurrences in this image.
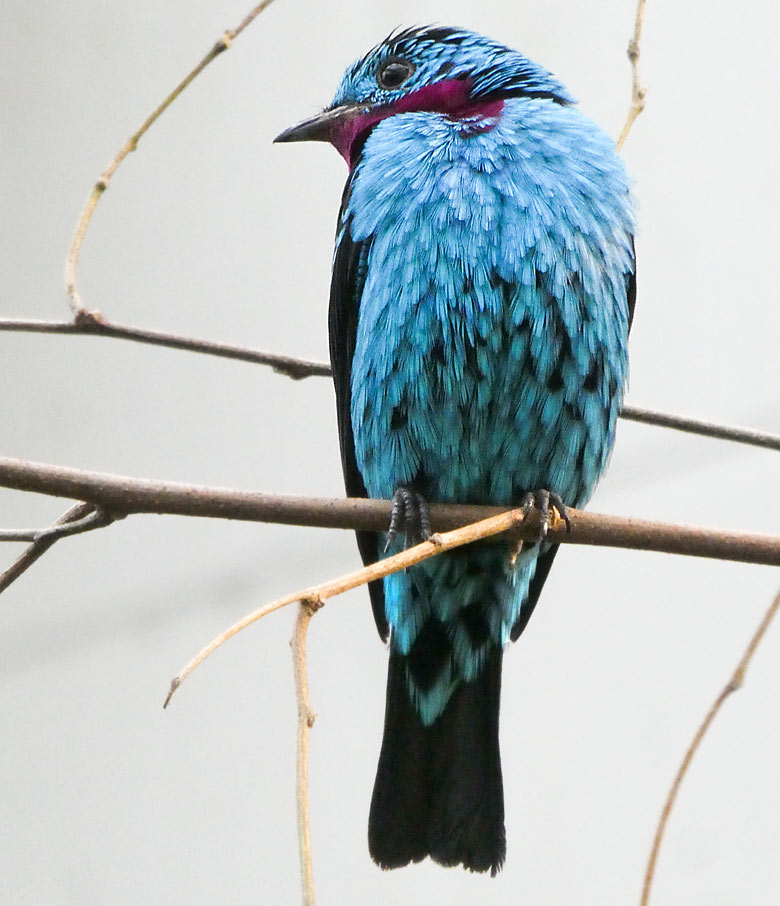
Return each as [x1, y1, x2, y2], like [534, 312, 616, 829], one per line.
[2, 1, 779, 903]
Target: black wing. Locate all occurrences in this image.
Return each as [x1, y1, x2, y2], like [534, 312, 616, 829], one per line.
[511, 248, 637, 642]
[626, 241, 637, 331]
[328, 178, 388, 640]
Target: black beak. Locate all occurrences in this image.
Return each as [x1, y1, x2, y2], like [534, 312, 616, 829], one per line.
[273, 103, 372, 145]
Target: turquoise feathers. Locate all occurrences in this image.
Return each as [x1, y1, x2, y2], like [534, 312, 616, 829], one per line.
[276, 25, 635, 874]
[345, 69, 634, 721]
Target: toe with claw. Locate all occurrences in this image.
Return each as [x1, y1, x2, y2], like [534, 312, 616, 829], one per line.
[519, 489, 571, 542]
[385, 487, 432, 552]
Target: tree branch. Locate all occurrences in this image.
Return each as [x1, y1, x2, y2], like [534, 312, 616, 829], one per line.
[165, 507, 545, 706]
[619, 405, 780, 453]
[1, 455, 778, 567]
[0, 506, 114, 543]
[65, 0, 278, 317]
[163, 509, 558, 898]
[617, 0, 648, 149]
[0, 503, 96, 594]
[4, 318, 777, 451]
[640, 584, 780, 905]
[0, 315, 329, 381]
[292, 599, 320, 906]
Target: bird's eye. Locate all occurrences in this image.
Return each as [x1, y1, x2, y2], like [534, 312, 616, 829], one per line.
[377, 58, 415, 90]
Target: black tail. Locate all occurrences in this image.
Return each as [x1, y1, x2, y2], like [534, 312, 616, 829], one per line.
[368, 647, 506, 875]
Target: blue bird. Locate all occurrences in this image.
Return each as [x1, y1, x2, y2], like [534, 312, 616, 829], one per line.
[276, 26, 635, 875]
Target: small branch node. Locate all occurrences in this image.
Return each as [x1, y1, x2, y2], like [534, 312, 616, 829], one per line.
[428, 533, 445, 547]
[300, 593, 325, 615]
[73, 309, 106, 329]
[0, 502, 95, 595]
[273, 363, 308, 381]
[8, 504, 118, 545]
[727, 671, 744, 693]
[214, 31, 234, 54]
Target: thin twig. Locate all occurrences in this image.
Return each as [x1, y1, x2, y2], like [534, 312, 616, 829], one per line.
[0, 506, 114, 543]
[0, 503, 94, 594]
[164, 509, 538, 707]
[0, 316, 328, 381]
[64, 0, 278, 316]
[4, 319, 777, 451]
[292, 599, 321, 906]
[620, 405, 780, 452]
[1, 455, 779, 566]
[617, 0, 648, 149]
[640, 585, 780, 905]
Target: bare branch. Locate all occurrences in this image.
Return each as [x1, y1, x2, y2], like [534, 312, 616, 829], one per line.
[165, 509, 541, 707]
[292, 599, 320, 906]
[620, 405, 780, 453]
[65, 0, 278, 317]
[1, 455, 779, 566]
[0, 503, 94, 594]
[617, 0, 648, 149]
[5, 318, 777, 451]
[640, 584, 780, 905]
[0, 315, 329, 381]
[0, 506, 114, 543]
[165, 509, 554, 903]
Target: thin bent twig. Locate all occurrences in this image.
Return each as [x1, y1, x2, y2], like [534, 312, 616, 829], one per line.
[163, 508, 541, 707]
[617, 0, 648, 149]
[292, 599, 320, 906]
[64, 0, 278, 317]
[640, 585, 780, 905]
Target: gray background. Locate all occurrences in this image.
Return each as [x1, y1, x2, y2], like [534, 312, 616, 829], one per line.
[2, 1, 779, 903]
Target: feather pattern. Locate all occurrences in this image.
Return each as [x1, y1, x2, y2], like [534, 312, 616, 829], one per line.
[279, 25, 635, 875]
[343, 98, 633, 720]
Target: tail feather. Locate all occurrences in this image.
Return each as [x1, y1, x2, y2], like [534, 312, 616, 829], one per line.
[368, 647, 506, 874]
[368, 651, 430, 869]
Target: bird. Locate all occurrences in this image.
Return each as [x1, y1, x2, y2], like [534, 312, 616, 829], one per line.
[275, 25, 635, 876]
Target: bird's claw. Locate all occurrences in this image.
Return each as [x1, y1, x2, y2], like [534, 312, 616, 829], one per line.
[385, 487, 432, 552]
[519, 489, 570, 543]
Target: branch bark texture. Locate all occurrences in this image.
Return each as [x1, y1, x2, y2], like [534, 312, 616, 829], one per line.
[1, 456, 778, 567]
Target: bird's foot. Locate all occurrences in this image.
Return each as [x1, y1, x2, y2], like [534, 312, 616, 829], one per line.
[384, 487, 431, 552]
[519, 489, 571, 543]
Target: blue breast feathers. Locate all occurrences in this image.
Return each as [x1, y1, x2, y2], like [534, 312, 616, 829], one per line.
[340, 96, 634, 722]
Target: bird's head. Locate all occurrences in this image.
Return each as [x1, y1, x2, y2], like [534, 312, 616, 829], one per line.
[274, 26, 573, 168]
